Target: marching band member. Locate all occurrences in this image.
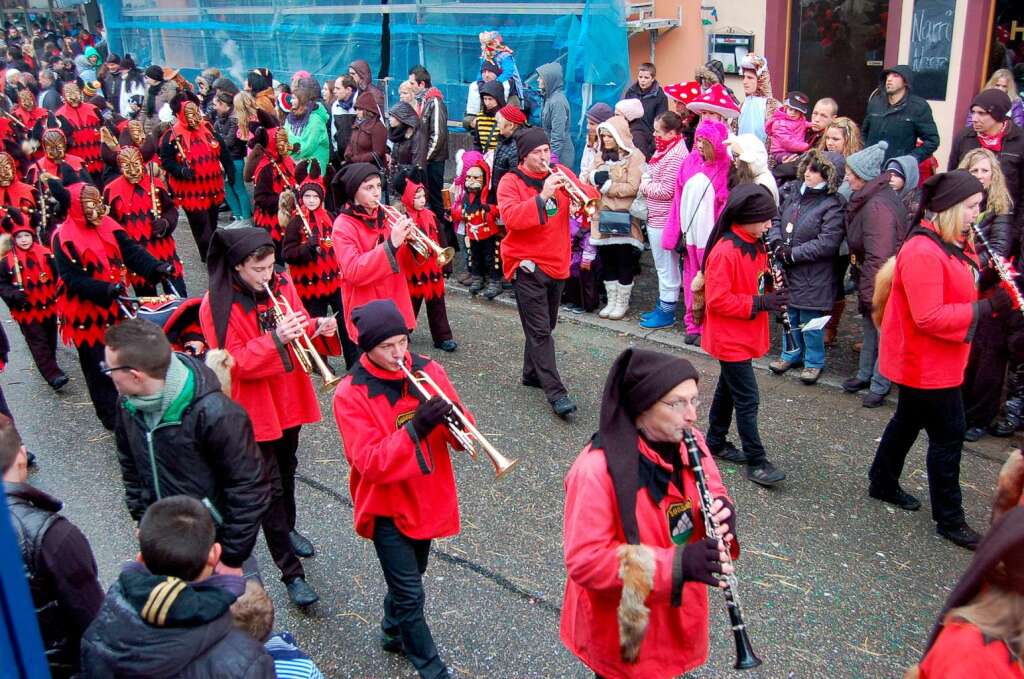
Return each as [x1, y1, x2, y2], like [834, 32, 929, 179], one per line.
[332, 162, 417, 346]
[281, 160, 357, 369]
[701, 184, 788, 487]
[159, 91, 227, 262]
[52, 183, 170, 429]
[496, 128, 596, 420]
[0, 212, 67, 390]
[199, 227, 337, 606]
[561, 348, 739, 678]
[55, 81, 103, 182]
[333, 298, 468, 679]
[103, 145, 184, 296]
[252, 123, 297, 254]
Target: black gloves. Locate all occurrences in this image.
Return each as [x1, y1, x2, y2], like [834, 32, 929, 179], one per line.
[411, 395, 453, 439]
[989, 285, 1016, 316]
[155, 262, 175, 279]
[151, 217, 169, 237]
[679, 537, 724, 587]
[593, 170, 610, 187]
[754, 289, 789, 313]
[978, 266, 1001, 292]
[9, 290, 29, 309]
[774, 244, 793, 265]
[108, 282, 126, 299]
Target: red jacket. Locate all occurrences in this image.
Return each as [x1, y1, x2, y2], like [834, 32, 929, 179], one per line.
[879, 222, 980, 389]
[452, 158, 500, 241]
[702, 227, 771, 362]
[332, 352, 465, 540]
[198, 273, 321, 442]
[397, 180, 445, 301]
[919, 621, 1024, 678]
[332, 206, 415, 342]
[561, 428, 737, 679]
[497, 164, 578, 280]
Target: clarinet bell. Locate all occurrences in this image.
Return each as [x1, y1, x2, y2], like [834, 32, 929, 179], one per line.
[733, 626, 763, 670]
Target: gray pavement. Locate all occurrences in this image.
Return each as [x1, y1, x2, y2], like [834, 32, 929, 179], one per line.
[4, 228, 1016, 678]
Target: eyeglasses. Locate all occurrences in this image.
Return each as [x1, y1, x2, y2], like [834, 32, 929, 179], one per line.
[99, 360, 136, 376]
[660, 398, 700, 411]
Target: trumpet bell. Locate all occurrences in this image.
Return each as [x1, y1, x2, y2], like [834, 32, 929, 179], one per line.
[318, 373, 343, 392]
[491, 453, 518, 479]
[436, 246, 455, 266]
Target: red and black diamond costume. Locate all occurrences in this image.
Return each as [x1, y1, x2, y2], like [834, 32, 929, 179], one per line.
[52, 183, 164, 429]
[158, 91, 227, 262]
[281, 161, 355, 367]
[55, 99, 103, 179]
[252, 129, 296, 246]
[396, 179, 454, 346]
[12, 102, 47, 135]
[0, 213, 67, 387]
[103, 167, 184, 297]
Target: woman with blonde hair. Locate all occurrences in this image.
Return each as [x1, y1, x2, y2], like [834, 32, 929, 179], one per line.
[868, 170, 1017, 551]
[958, 147, 1017, 442]
[963, 68, 1024, 128]
[233, 91, 258, 143]
[817, 116, 863, 157]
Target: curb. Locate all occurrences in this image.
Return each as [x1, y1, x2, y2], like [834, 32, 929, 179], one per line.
[446, 282, 1016, 464]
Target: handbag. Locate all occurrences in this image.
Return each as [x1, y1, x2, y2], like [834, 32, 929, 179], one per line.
[597, 210, 632, 236]
[629, 194, 648, 222]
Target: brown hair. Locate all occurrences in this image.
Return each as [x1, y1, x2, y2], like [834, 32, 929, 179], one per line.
[958, 147, 1012, 216]
[0, 413, 23, 474]
[231, 579, 275, 642]
[947, 586, 1024, 661]
[104, 318, 173, 379]
[817, 116, 863, 156]
[984, 68, 1019, 101]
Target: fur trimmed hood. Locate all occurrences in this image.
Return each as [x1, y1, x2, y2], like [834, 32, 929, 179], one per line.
[797, 148, 846, 194]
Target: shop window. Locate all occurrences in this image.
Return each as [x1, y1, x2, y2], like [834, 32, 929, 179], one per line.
[786, 0, 889, 126]
[986, 0, 1024, 97]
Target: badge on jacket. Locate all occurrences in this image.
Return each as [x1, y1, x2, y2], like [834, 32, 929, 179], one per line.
[667, 500, 694, 545]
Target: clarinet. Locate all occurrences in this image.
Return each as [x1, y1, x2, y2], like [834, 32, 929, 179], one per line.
[683, 431, 762, 670]
[971, 216, 1024, 317]
[762, 234, 797, 350]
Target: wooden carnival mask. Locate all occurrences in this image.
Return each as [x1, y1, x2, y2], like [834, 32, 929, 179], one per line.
[275, 127, 291, 158]
[17, 88, 35, 111]
[183, 101, 202, 129]
[41, 129, 66, 161]
[80, 185, 109, 225]
[117, 146, 144, 184]
[62, 82, 82, 107]
[127, 120, 145, 147]
[0, 153, 14, 186]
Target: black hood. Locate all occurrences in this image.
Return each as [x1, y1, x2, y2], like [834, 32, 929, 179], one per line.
[882, 64, 915, 89]
[478, 79, 506, 111]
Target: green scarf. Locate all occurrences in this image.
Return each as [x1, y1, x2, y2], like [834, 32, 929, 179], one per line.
[126, 355, 192, 430]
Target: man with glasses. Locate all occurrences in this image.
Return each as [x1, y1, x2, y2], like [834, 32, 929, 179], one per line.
[103, 318, 270, 584]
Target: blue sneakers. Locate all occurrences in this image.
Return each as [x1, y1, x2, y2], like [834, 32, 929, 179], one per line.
[639, 307, 675, 329]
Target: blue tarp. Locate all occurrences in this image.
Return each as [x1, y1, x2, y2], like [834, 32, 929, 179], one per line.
[97, 0, 629, 165]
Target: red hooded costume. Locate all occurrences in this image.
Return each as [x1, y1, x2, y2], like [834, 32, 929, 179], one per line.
[13, 103, 47, 133]
[252, 129, 296, 244]
[397, 180, 445, 301]
[0, 177, 37, 222]
[282, 168, 340, 303]
[103, 168, 182, 291]
[159, 95, 226, 212]
[0, 216, 60, 325]
[451, 158, 500, 242]
[56, 100, 103, 176]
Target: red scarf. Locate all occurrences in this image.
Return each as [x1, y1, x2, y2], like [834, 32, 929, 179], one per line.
[651, 134, 683, 164]
[977, 122, 1006, 153]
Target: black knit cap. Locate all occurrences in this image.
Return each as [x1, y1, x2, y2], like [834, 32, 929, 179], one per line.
[144, 65, 163, 81]
[971, 88, 1012, 121]
[516, 127, 550, 161]
[333, 162, 381, 204]
[923, 506, 1024, 655]
[599, 348, 700, 544]
[921, 170, 984, 214]
[206, 227, 274, 346]
[352, 299, 409, 352]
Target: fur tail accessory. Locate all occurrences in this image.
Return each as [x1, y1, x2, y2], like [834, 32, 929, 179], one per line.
[871, 256, 896, 328]
[992, 450, 1024, 525]
[204, 349, 234, 395]
[617, 544, 655, 663]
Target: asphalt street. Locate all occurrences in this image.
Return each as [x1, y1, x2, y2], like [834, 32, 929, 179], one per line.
[4, 227, 1016, 679]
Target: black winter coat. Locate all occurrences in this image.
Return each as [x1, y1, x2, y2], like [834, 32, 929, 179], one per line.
[623, 80, 668, 132]
[768, 181, 846, 311]
[113, 354, 270, 568]
[628, 119, 655, 161]
[862, 65, 940, 163]
[490, 133, 519, 205]
[846, 174, 908, 314]
[81, 578, 275, 679]
[948, 120, 1024, 244]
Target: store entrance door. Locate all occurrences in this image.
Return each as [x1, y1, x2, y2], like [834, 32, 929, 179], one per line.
[786, 0, 890, 126]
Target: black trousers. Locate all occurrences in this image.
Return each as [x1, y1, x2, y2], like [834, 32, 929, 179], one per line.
[304, 290, 359, 370]
[562, 267, 602, 312]
[257, 426, 304, 583]
[962, 311, 1009, 428]
[469, 238, 497, 279]
[372, 518, 447, 679]
[598, 243, 640, 285]
[133, 274, 188, 299]
[706, 359, 767, 467]
[185, 205, 220, 262]
[20, 317, 64, 383]
[869, 385, 967, 527]
[76, 342, 118, 429]
[412, 296, 453, 344]
[513, 267, 567, 402]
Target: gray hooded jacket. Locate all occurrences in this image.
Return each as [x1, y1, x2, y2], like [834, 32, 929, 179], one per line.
[537, 62, 574, 164]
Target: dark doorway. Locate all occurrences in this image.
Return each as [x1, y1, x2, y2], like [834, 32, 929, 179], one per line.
[786, 0, 890, 127]
[986, 0, 1024, 91]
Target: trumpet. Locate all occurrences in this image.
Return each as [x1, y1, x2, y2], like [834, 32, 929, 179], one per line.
[262, 282, 342, 392]
[542, 162, 598, 220]
[380, 203, 454, 266]
[397, 357, 518, 478]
